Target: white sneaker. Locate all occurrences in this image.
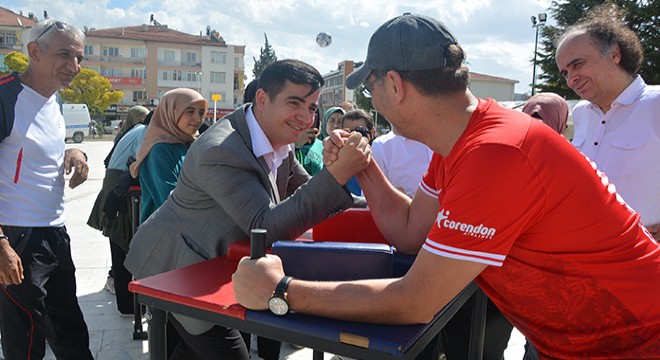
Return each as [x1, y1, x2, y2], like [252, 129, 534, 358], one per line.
[104, 276, 116, 295]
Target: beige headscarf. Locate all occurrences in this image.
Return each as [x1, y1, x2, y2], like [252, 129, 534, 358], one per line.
[522, 93, 569, 135]
[130, 88, 208, 177]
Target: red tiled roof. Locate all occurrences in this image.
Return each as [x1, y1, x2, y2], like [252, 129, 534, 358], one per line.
[470, 72, 518, 83]
[0, 7, 37, 28]
[85, 25, 229, 47]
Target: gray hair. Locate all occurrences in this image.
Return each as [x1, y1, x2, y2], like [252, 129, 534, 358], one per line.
[29, 18, 85, 51]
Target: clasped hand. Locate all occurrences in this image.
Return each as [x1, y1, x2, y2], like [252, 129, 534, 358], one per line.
[322, 130, 371, 185]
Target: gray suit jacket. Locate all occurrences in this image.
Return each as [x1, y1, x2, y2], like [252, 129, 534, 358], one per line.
[125, 105, 353, 334]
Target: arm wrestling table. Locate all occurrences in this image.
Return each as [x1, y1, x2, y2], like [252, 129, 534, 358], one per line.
[129, 254, 486, 360]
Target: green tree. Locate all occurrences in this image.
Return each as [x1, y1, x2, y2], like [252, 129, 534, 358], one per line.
[59, 68, 123, 117]
[536, 0, 659, 97]
[252, 33, 277, 78]
[3, 51, 28, 74]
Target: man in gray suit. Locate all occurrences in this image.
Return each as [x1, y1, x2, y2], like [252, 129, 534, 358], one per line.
[125, 59, 371, 359]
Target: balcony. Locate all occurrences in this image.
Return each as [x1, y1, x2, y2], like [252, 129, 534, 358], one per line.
[85, 55, 145, 65]
[158, 60, 182, 67]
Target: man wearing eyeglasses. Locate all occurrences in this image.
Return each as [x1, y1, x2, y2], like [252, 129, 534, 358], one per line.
[234, 13, 660, 359]
[0, 18, 93, 359]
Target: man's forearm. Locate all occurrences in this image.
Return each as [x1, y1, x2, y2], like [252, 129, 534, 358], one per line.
[287, 277, 429, 325]
[356, 162, 424, 253]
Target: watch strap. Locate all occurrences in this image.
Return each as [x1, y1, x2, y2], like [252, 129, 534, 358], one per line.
[274, 276, 293, 296]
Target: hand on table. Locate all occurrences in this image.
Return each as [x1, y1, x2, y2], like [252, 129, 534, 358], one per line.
[233, 254, 285, 310]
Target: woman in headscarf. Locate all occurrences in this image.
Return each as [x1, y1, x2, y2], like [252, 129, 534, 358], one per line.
[117, 105, 150, 142]
[522, 92, 569, 136]
[318, 106, 345, 140]
[87, 105, 150, 315]
[130, 88, 207, 222]
[103, 105, 150, 167]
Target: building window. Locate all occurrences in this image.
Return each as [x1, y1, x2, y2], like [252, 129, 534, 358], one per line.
[131, 69, 146, 79]
[84, 45, 93, 55]
[131, 47, 146, 58]
[210, 72, 226, 84]
[0, 54, 8, 72]
[103, 47, 119, 57]
[211, 51, 227, 64]
[184, 52, 197, 64]
[163, 50, 175, 62]
[133, 91, 147, 100]
[0, 32, 17, 48]
[101, 68, 120, 77]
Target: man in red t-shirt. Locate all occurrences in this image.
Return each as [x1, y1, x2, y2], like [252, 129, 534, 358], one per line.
[234, 13, 660, 358]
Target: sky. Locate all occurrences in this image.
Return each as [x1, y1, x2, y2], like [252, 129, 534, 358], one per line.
[3, 0, 555, 94]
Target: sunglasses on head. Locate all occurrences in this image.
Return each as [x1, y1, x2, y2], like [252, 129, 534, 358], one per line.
[36, 21, 67, 41]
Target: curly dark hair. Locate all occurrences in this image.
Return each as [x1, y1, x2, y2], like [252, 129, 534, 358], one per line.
[558, 3, 643, 76]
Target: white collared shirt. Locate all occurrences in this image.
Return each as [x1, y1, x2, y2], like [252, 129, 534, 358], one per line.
[245, 107, 293, 179]
[571, 76, 660, 225]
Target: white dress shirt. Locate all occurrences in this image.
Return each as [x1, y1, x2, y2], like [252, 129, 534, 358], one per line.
[246, 107, 293, 179]
[571, 76, 660, 225]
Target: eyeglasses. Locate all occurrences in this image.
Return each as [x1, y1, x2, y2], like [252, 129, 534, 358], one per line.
[359, 73, 378, 98]
[36, 21, 67, 41]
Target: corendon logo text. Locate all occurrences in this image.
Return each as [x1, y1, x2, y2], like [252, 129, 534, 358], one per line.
[436, 209, 497, 240]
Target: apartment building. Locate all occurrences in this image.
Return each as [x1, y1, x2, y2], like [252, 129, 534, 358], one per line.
[0, 7, 36, 72]
[84, 22, 245, 117]
[320, 60, 356, 111]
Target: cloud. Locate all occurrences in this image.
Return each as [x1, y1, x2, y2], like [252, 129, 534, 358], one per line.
[3, 0, 553, 93]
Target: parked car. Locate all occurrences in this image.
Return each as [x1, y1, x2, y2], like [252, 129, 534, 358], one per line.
[103, 120, 122, 134]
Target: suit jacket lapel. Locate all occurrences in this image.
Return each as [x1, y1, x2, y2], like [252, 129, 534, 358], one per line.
[229, 105, 281, 203]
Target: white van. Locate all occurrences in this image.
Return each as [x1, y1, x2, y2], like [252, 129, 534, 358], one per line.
[62, 104, 91, 143]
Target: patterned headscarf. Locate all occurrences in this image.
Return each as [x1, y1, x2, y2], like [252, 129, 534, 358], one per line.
[130, 88, 208, 177]
[522, 93, 569, 135]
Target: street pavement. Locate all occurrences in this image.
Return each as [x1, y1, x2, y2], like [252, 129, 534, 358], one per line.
[1, 138, 525, 359]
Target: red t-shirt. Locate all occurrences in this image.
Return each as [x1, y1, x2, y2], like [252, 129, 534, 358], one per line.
[421, 99, 660, 358]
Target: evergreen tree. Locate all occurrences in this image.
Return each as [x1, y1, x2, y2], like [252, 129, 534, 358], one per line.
[535, 1, 659, 97]
[252, 33, 277, 78]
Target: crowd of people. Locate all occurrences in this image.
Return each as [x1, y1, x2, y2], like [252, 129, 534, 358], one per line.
[0, 4, 658, 360]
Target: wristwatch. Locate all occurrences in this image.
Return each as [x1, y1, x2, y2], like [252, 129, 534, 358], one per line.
[268, 276, 293, 316]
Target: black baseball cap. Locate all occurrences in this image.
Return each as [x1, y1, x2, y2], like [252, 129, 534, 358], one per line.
[346, 13, 458, 90]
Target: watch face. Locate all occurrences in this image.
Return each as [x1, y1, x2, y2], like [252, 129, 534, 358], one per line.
[268, 296, 289, 316]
